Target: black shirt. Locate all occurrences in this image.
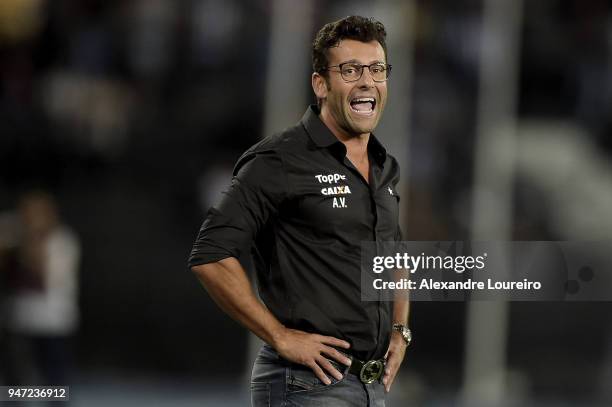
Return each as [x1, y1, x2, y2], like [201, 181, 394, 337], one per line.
[189, 105, 402, 360]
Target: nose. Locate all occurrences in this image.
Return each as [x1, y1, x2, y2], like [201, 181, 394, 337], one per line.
[358, 66, 375, 87]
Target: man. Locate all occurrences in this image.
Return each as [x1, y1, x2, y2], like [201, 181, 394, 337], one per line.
[189, 16, 410, 406]
[1, 191, 80, 386]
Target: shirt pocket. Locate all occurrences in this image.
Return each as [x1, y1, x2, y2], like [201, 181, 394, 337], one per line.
[375, 188, 401, 240]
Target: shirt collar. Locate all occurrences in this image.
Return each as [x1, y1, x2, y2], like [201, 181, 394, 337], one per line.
[301, 105, 388, 167]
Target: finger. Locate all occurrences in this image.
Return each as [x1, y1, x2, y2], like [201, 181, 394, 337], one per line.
[308, 361, 331, 385]
[318, 335, 350, 349]
[321, 346, 352, 366]
[384, 373, 391, 392]
[317, 356, 343, 381]
[384, 366, 398, 393]
[386, 375, 396, 393]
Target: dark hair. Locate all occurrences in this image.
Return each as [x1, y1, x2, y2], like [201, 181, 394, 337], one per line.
[312, 16, 388, 74]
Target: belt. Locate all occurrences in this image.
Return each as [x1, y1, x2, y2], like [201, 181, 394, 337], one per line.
[347, 356, 386, 384]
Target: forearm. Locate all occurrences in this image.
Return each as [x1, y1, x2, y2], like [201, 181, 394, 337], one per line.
[191, 256, 285, 346]
[392, 267, 410, 325]
[384, 270, 410, 393]
[392, 297, 409, 325]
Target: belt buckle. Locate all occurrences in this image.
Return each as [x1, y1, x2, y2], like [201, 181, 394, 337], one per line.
[359, 359, 384, 384]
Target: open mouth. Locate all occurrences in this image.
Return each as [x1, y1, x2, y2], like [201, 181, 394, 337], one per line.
[349, 97, 376, 115]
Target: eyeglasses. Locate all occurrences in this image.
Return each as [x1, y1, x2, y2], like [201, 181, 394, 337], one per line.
[324, 62, 392, 82]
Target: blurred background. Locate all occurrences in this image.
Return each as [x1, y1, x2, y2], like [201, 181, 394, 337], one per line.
[0, 0, 611, 405]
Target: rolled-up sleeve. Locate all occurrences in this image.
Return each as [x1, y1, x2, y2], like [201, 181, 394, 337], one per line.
[188, 150, 288, 268]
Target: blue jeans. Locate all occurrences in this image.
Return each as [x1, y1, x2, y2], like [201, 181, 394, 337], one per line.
[251, 344, 387, 406]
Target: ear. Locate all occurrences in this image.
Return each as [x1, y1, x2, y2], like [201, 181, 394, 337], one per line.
[312, 72, 328, 101]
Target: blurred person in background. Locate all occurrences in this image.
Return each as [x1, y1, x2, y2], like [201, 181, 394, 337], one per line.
[0, 191, 80, 387]
[0, 211, 20, 384]
[189, 16, 409, 406]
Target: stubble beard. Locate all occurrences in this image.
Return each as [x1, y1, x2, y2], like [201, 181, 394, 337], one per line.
[327, 96, 380, 138]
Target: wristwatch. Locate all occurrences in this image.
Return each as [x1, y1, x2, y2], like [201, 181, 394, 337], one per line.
[392, 324, 412, 346]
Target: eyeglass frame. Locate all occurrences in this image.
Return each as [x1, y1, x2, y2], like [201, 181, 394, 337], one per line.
[322, 62, 392, 83]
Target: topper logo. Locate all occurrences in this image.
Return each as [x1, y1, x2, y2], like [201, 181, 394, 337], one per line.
[315, 173, 346, 184]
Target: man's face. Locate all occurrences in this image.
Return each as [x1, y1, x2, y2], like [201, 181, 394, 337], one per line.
[314, 39, 388, 137]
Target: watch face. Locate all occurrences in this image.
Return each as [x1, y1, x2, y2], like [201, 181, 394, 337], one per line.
[403, 328, 411, 343]
[394, 324, 411, 344]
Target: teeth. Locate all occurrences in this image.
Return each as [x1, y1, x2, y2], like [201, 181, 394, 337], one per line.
[353, 97, 375, 103]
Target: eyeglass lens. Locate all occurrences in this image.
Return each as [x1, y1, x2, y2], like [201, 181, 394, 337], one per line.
[340, 64, 389, 82]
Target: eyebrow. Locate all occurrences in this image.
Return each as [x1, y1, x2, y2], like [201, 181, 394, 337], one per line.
[338, 59, 386, 65]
